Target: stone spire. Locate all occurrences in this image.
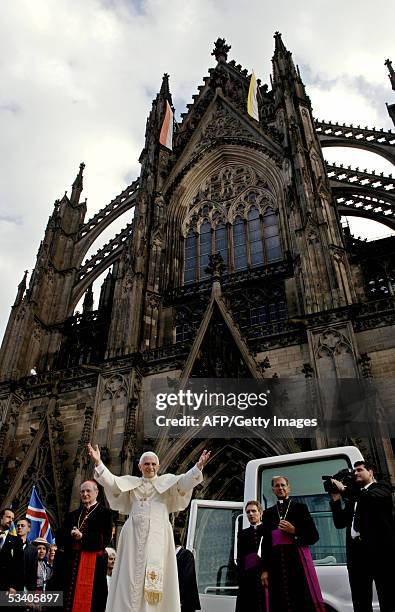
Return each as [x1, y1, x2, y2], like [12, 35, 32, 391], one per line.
[159, 73, 171, 100]
[273, 31, 298, 76]
[142, 73, 173, 150]
[272, 31, 308, 102]
[273, 31, 287, 55]
[13, 270, 28, 307]
[385, 58, 395, 91]
[98, 269, 114, 311]
[82, 284, 94, 313]
[71, 162, 85, 205]
[385, 59, 395, 126]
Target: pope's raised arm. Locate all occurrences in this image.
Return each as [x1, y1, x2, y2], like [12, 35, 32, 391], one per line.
[196, 449, 211, 471]
[87, 442, 101, 466]
[87, 442, 141, 514]
[175, 448, 211, 495]
[87, 443, 211, 474]
[86, 443, 211, 506]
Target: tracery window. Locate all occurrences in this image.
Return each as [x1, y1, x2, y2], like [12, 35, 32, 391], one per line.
[248, 207, 264, 266]
[215, 222, 228, 266]
[233, 217, 248, 270]
[263, 208, 282, 262]
[199, 220, 212, 280]
[184, 229, 197, 284]
[182, 171, 283, 284]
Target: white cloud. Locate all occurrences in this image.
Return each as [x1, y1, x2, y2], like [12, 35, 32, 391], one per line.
[1, 0, 394, 338]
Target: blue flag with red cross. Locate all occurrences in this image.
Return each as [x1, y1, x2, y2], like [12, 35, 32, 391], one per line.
[26, 486, 54, 543]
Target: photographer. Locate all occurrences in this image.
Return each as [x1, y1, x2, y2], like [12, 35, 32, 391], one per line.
[329, 461, 395, 612]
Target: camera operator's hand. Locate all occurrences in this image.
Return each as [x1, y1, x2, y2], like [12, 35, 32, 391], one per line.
[330, 478, 346, 501]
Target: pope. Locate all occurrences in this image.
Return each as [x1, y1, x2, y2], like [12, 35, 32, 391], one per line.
[87, 443, 210, 612]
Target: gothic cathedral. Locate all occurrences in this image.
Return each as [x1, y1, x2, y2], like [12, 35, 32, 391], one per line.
[1, 35, 394, 528]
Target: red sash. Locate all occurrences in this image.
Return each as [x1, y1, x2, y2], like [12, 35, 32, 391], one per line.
[72, 551, 97, 612]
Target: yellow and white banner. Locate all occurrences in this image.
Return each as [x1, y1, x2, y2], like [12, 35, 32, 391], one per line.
[247, 71, 259, 122]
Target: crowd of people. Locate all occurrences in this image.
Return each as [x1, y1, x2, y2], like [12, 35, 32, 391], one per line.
[0, 506, 198, 611]
[1, 451, 394, 612]
[0, 510, 58, 606]
[0, 445, 206, 612]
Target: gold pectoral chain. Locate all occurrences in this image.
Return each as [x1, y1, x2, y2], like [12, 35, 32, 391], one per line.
[277, 500, 291, 522]
[77, 502, 99, 531]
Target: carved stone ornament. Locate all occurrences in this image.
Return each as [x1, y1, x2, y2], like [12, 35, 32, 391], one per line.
[122, 269, 135, 294]
[358, 352, 372, 378]
[32, 323, 43, 343]
[307, 231, 319, 244]
[102, 373, 129, 400]
[0, 399, 8, 427]
[194, 104, 254, 155]
[211, 38, 231, 63]
[16, 304, 27, 322]
[146, 292, 162, 309]
[205, 252, 226, 279]
[316, 328, 352, 358]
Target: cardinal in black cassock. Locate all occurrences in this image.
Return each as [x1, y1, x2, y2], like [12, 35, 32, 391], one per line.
[55, 481, 113, 612]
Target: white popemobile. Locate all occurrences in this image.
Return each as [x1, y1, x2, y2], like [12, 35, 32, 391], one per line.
[186, 446, 380, 612]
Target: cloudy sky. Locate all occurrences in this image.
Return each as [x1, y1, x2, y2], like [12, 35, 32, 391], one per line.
[1, 0, 394, 339]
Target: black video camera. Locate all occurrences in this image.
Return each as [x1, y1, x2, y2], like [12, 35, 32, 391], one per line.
[322, 468, 356, 496]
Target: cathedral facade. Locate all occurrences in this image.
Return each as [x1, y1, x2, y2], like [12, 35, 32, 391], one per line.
[0, 35, 394, 528]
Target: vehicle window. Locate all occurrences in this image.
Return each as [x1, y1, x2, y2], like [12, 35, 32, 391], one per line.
[260, 457, 350, 565]
[193, 507, 240, 596]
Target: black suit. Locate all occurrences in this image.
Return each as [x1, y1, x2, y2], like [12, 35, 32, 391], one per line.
[176, 547, 201, 612]
[236, 524, 266, 612]
[0, 532, 24, 591]
[330, 481, 395, 612]
[22, 540, 38, 589]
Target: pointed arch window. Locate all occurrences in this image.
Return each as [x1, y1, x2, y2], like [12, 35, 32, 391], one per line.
[184, 230, 197, 284]
[199, 220, 212, 280]
[263, 208, 282, 262]
[183, 204, 283, 284]
[247, 207, 264, 266]
[215, 222, 228, 267]
[233, 217, 248, 270]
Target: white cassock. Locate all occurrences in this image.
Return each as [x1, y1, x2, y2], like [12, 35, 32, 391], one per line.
[94, 462, 202, 612]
